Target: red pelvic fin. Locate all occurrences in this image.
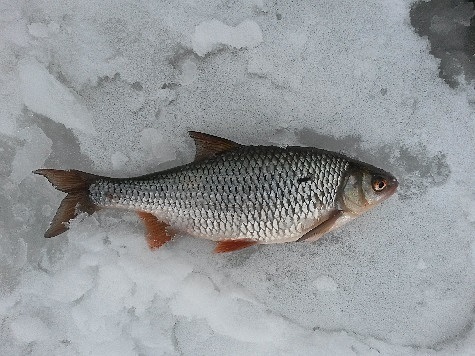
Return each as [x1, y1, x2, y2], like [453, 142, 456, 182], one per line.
[214, 239, 258, 253]
[137, 212, 174, 250]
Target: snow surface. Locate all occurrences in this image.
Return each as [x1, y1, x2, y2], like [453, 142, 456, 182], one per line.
[18, 59, 96, 135]
[1, 0, 474, 355]
[192, 19, 263, 57]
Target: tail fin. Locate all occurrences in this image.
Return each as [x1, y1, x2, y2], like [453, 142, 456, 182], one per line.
[34, 169, 100, 238]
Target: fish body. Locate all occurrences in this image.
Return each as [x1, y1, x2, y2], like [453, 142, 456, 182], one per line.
[35, 132, 398, 252]
[90, 146, 349, 243]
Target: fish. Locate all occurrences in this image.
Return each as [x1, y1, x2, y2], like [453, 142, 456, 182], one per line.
[34, 131, 398, 253]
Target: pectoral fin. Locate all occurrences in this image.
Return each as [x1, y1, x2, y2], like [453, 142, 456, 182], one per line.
[298, 210, 353, 242]
[137, 212, 175, 249]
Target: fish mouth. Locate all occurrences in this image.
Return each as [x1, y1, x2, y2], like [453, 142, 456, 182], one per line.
[386, 177, 399, 196]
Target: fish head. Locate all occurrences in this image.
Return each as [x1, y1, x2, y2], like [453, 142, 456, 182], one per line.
[339, 163, 398, 215]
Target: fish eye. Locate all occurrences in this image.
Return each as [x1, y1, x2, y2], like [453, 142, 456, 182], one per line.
[371, 176, 387, 192]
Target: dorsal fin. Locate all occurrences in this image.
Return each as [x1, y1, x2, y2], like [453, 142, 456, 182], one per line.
[188, 131, 241, 161]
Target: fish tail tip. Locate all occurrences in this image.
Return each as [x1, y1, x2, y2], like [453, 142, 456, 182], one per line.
[33, 169, 56, 177]
[44, 226, 64, 238]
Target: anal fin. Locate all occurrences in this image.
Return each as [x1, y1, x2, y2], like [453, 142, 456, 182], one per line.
[214, 239, 258, 253]
[137, 212, 174, 250]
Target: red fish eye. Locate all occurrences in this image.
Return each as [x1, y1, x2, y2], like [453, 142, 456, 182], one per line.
[372, 177, 387, 191]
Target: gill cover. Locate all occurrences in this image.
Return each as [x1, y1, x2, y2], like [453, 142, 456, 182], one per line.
[340, 167, 398, 215]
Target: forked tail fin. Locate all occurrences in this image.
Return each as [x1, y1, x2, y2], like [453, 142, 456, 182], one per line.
[33, 169, 100, 238]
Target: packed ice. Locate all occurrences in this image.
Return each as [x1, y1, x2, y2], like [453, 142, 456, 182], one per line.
[0, 0, 474, 355]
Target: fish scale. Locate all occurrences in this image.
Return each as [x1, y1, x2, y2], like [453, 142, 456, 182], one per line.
[89, 146, 349, 243]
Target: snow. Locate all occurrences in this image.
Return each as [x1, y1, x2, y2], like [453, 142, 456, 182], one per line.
[139, 128, 177, 168]
[416, 258, 428, 270]
[18, 59, 96, 135]
[0, 0, 474, 355]
[27, 23, 50, 38]
[10, 316, 51, 343]
[110, 151, 129, 170]
[313, 275, 339, 292]
[10, 126, 52, 182]
[192, 19, 264, 57]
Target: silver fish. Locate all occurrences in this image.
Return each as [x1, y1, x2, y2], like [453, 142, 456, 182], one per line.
[34, 131, 398, 252]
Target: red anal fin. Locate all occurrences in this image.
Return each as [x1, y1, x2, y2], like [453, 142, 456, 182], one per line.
[137, 212, 174, 250]
[214, 239, 258, 253]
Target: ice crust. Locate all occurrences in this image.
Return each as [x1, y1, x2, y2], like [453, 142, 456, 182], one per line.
[0, 0, 474, 355]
